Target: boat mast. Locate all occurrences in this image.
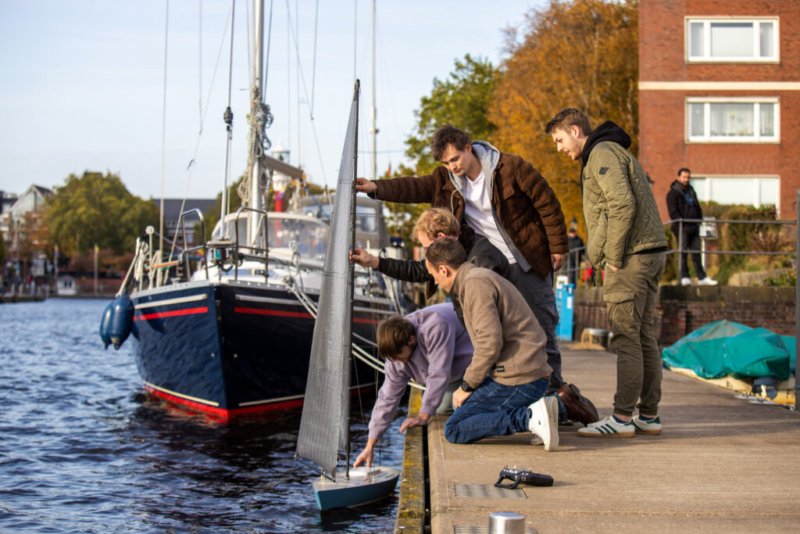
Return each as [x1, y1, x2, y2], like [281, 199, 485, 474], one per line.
[370, 0, 377, 181]
[249, 0, 266, 246]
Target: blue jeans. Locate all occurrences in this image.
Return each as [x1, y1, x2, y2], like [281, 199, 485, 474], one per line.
[444, 377, 548, 444]
[508, 265, 563, 390]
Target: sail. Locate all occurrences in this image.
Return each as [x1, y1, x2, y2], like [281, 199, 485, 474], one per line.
[296, 81, 360, 479]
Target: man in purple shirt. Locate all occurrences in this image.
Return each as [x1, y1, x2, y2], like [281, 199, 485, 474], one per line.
[354, 303, 473, 468]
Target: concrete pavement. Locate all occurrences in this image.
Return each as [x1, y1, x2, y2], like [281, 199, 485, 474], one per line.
[424, 345, 800, 533]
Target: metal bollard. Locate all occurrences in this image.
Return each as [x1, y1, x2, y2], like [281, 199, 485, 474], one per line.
[488, 511, 526, 534]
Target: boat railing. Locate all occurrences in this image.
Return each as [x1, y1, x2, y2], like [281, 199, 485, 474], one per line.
[165, 208, 208, 282]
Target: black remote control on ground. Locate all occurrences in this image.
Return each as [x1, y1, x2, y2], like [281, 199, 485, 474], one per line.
[495, 466, 554, 489]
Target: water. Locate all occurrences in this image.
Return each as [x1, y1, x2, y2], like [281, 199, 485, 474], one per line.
[0, 299, 405, 533]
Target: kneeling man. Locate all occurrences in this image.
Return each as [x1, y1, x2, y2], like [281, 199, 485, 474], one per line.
[425, 237, 559, 450]
[354, 302, 473, 467]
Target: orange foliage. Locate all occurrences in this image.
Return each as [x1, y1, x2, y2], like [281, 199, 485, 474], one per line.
[490, 0, 639, 236]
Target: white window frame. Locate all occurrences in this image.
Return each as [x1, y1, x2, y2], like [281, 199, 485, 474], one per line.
[691, 175, 781, 213]
[685, 17, 779, 63]
[686, 97, 780, 143]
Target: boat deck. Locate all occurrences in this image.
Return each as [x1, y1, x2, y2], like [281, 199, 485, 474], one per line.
[398, 345, 800, 533]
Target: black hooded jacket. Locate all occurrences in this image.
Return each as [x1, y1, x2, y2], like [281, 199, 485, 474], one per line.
[666, 180, 702, 234]
[580, 121, 631, 168]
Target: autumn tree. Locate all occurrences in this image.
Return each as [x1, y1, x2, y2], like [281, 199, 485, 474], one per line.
[45, 171, 158, 257]
[490, 0, 639, 233]
[404, 54, 498, 175]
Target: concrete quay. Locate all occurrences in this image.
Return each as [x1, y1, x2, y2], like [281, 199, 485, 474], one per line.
[397, 345, 800, 533]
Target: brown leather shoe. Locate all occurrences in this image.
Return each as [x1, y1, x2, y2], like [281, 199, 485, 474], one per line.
[557, 383, 599, 426]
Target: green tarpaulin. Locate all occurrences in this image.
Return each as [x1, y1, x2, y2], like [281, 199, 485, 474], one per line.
[661, 320, 796, 380]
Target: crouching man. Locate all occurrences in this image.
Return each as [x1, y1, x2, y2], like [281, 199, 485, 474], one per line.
[424, 237, 559, 450]
[354, 302, 473, 468]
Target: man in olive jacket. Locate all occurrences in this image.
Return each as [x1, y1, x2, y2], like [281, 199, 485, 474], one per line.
[423, 237, 559, 450]
[355, 125, 569, 393]
[547, 108, 667, 438]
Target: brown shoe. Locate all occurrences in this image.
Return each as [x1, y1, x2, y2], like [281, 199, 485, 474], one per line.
[557, 383, 599, 426]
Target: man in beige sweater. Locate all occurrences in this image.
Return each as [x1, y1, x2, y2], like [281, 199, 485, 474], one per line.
[424, 237, 559, 450]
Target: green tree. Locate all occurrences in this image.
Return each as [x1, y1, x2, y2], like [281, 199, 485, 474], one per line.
[404, 54, 498, 175]
[490, 0, 639, 234]
[44, 171, 158, 256]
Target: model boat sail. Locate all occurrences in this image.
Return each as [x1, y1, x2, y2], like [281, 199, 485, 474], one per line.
[296, 81, 399, 511]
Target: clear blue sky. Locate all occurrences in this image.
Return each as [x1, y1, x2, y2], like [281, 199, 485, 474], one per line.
[0, 0, 544, 200]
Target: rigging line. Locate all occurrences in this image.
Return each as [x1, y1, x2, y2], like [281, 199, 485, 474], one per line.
[158, 0, 170, 259]
[263, 0, 274, 93]
[310, 0, 319, 116]
[221, 0, 237, 222]
[183, 2, 234, 172]
[283, 0, 315, 121]
[197, 0, 203, 128]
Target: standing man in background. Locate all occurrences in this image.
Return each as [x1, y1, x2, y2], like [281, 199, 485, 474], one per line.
[546, 108, 667, 438]
[667, 168, 717, 286]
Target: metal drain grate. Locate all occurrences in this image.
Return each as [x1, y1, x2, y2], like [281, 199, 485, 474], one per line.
[453, 483, 527, 499]
[453, 526, 538, 534]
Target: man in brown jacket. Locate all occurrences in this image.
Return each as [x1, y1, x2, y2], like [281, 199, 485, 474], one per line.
[356, 125, 571, 396]
[424, 237, 559, 450]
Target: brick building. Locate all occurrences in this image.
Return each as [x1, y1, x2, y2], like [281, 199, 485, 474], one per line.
[638, 0, 800, 220]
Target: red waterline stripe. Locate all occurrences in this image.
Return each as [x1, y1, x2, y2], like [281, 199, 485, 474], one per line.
[234, 306, 380, 325]
[134, 306, 209, 321]
[143, 383, 376, 423]
[234, 307, 313, 319]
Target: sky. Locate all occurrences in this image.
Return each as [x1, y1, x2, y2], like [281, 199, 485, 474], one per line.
[0, 0, 546, 201]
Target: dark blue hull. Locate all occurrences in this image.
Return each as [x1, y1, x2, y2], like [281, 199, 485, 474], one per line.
[130, 281, 390, 420]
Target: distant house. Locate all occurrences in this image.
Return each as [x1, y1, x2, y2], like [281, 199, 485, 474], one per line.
[152, 198, 217, 248]
[4, 185, 53, 270]
[0, 190, 19, 244]
[638, 0, 800, 219]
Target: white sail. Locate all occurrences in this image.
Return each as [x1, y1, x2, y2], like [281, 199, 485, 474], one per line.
[296, 81, 361, 479]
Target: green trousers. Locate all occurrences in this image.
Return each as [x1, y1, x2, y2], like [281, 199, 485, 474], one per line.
[602, 251, 666, 417]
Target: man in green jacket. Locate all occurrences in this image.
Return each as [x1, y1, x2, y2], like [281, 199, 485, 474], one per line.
[546, 108, 667, 438]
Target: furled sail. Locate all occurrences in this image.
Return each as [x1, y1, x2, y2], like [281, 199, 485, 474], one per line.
[296, 81, 360, 479]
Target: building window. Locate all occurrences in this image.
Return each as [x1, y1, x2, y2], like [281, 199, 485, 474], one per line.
[687, 18, 778, 62]
[686, 98, 779, 143]
[691, 176, 780, 212]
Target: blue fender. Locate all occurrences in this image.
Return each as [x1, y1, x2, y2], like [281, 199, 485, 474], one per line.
[99, 300, 114, 349]
[109, 294, 134, 350]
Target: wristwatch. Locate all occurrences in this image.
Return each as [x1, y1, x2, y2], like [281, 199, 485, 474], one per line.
[460, 381, 476, 392]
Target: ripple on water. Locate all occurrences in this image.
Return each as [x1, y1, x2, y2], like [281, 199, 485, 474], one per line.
[0, 299, 403, 533]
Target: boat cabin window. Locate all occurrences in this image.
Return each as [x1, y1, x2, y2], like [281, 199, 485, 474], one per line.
[268, 217, 329, 256]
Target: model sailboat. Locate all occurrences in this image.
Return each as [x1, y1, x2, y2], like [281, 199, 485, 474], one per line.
[295, 81, 399, 511]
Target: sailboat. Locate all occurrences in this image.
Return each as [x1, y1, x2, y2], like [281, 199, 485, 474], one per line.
[296, 80, 400, 511]
[99, 0, 402, 421]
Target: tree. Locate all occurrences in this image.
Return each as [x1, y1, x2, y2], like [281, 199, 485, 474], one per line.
[45, 171, 158, 257]
[404, 54, 498, 175]
[490, 0, 639, 233]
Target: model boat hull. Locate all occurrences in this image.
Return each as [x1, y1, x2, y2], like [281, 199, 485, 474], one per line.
[312, 466, 401, 511]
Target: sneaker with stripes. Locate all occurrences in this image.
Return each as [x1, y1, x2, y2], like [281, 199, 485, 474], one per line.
[577, 415, 635, 438]
[633, 415, 662, 435]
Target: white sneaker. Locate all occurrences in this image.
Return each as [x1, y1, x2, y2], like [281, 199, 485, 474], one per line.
[577, 415, 635, 438]
[528, 396, 559, 451]
[680, 277, 692, 286]
[698, 277, 718, 286]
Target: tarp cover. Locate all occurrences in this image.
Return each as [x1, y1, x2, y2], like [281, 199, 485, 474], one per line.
[661, 320, 796, 380]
